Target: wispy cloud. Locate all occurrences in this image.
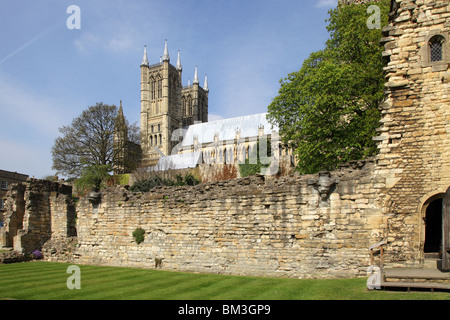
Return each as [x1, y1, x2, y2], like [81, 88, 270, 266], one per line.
[74, 30, 138, 54]
[73, 32, 101, 53]
[0, 23, 62, 65]
[106, 33, 136, 52]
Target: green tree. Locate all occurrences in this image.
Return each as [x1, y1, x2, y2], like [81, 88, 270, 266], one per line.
[238, 137, 272, 177]
[74, 164, 112, 192]
[51, 102, 139, 177]
[267, 1, 390, 174]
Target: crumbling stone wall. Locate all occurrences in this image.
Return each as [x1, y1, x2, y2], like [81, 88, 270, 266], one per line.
[0, 183, 25, 250]
[0, 179, 75, 254]
[74, 160, 386, 278]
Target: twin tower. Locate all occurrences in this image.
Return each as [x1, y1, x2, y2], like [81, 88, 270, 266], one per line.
[140, 40, 209, 166]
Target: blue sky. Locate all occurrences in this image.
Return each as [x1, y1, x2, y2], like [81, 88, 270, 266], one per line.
[0, 0, 338, 178]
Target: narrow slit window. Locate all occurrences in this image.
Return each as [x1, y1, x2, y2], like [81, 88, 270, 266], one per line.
[151, 80, 156, 100]
[158, 79, 162, 99]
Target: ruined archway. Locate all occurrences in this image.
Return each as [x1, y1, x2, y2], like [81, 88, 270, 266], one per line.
[420, 189, 450, 271]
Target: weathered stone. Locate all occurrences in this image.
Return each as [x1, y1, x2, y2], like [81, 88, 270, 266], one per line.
[1, 0, 449, 279]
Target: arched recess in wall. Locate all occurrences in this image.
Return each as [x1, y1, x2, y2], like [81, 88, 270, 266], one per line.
[419, 192, 445, 257]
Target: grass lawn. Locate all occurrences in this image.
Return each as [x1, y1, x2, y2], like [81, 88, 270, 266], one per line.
[0, 261, 448, 300]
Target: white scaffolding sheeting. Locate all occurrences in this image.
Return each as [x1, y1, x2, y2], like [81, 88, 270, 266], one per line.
[155, 152, 202, 171]
[180, 113, 278, 147]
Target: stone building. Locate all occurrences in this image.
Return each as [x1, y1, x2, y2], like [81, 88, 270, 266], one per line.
[113, 101, 142, 174]
[136, 40, 287, 172]
[373, 0, 450, 269]
[139, 40, 209, 167]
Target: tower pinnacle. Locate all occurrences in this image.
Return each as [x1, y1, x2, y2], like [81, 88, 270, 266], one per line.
[141, 45, 149, 66]
[176, 50, 182, 71]
[163, 39, 170, 62]
[193, 66, 199, 84]
[204, 74, 209, 91]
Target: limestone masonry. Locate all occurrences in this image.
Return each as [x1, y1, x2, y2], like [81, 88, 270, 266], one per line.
[1, 0, 449, 278]
[73, 160, 383, 278]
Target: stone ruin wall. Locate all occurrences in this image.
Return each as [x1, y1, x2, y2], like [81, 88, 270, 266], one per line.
[72, 160, 387, 279]
[1, 160, 391, 279]
[374, 0, 450, 264]
[0, 179, 76, 255]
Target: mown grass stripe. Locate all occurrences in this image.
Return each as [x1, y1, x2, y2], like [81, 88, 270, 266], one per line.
[1, 262, 449, 300]
[152, 274, 227, 300]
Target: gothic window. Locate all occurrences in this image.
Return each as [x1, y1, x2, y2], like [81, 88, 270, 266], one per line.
[429, 35, 445, 62]
[151, 125, 154, 133]
[158, 124, 161, 132]
[202, 100, 207, 121]
[169, 79, 172, 103]
[158, 78, 162, 99]
[182, 97, 186, 116]
[159, 134, 162, 145]
[188, 96, 193, 116]
[150, 136, 153, 146]
[151, 79, 156, 100]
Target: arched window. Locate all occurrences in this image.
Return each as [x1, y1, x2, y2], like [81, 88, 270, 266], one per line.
[157, 78, 163, 99]
[150, 78, 156, 100]
[199, 98, 203, 120]
[188, 96, 193, 116]
[169, 78, 173, 103]
[429, 35, 445, 62]
[150, 136, 153, 146]
[182, 97, 186, 116]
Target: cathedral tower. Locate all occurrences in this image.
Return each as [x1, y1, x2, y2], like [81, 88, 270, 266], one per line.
[140, 41, 209, 166]
[113, 100, 128, 174]
[181, 67, 209, 126]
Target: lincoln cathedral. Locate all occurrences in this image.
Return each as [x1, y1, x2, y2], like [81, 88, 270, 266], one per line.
[114, 40, 284, 174]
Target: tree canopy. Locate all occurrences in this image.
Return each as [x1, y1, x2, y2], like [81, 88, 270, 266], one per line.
[267, 1, 390, 174]
[51, 102, 139, 177]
